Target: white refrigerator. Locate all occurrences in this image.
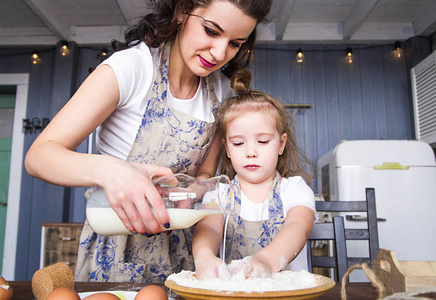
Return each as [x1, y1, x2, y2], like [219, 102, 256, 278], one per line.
[317, 140, 436, 282]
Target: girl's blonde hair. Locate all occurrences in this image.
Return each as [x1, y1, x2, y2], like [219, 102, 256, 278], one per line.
[218, 68, 315, 183]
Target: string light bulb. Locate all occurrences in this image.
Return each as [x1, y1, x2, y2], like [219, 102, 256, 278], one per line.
[31, 50, 40, 65]
[101, 48, 108, 57]
[60, 40, 69, 56]
[394, 41, 403, 59]
[296, 48, 304, 63]
[345, 47, 353, 64]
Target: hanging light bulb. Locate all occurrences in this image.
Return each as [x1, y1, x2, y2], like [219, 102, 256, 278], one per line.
[31, 50, 40, 65]
[296, 48, 304, 63]
[60, 40, 69, 56]
[345, 47, 353, 64]
[394, 41, 403, 59]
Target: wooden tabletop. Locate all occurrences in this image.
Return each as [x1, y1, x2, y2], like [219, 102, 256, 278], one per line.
[9, 281, 378, 299]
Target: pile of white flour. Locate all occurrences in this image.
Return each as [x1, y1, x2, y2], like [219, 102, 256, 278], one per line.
[167, 265, 317, 293]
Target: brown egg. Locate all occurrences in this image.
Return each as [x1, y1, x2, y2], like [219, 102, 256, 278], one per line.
[46, 287, 80, 300]
[135, 285, 167, 300]
[82, 292, 121, 300]
[0, 284, 13, 300]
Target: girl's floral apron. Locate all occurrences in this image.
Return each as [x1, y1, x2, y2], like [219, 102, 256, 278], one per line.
[224, 172, 285, 262]
[75, 43, 220, 283]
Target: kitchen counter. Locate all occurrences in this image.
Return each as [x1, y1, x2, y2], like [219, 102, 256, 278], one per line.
[9, 281, 378, 299]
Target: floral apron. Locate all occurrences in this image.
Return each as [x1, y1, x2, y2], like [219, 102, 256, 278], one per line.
[224, 172, 285, 263]
[75, 43, 220, 283]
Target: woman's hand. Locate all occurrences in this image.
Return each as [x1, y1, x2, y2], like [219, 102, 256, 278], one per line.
[100, 160, 174, 235]
[195, 256, 231, 280]
[230, 255, 272, 279]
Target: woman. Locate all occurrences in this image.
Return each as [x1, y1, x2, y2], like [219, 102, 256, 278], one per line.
[25, 0, 272, 282]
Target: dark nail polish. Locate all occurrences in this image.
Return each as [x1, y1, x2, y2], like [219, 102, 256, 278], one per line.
[164, 223, 170, 229]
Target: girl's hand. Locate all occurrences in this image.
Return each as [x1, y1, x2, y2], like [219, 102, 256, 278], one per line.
[100, 160, 174, 235]
[230, 256, 272, 279]
[195, 256, 231, 280]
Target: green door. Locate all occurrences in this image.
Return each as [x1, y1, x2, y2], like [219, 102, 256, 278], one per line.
[0, 94, 15, 272]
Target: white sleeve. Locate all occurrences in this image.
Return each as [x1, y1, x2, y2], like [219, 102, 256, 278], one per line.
[281, 176, 316, 216]
[98, 42, 155, 107]
[95, 43, 157, 159]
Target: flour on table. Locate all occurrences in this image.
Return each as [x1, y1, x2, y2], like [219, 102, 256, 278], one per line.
[167, 262, 317, 292]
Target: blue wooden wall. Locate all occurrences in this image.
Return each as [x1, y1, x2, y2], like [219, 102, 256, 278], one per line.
[251, 39, 431, 179]
[0, 37, 431, 280]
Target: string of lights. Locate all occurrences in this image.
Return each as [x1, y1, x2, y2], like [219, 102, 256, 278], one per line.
[253, 36, 431, 64]
[255, 41, 406, 64]
[0, 35, 430, 65]
[0, 43, 111, 65]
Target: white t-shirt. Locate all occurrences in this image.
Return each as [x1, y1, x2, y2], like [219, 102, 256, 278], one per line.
[239, 176, 315, 271]
[207, 176, 315, 271]
[96, 42, 233, 160]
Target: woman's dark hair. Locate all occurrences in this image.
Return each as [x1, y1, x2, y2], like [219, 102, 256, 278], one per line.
[111, 0, 272, 77]
[218, 69, 316, 184]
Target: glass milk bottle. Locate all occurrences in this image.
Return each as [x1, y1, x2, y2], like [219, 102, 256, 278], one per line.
[86, 174, 235, 236]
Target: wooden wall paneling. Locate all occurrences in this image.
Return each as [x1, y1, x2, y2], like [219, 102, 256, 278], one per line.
[358, 47, 377, 139]
[272, 45, 292, 102]
[382, 45, 400, 139]
[252, 46, 268, 93]
[288, 45, 306, 162]
[297, 44, 318, 189]
[311, 45, 329, 161]
[27, 49, 58, 280]
[289, 45, 303, 107]
[0, 51, 7, 71]
[17, 48, 57, 280]
[370, 46, 388, 139]
[300, 45, 318, 169]
[0, 49, 19, 72]
[324, 45, 341, 150]
[337, 44, 353, 141]
[348, 48, 365, 140]
[0, 50, 29, 73]
[393, 46, 413, 140]
[266, 45, 286, 99]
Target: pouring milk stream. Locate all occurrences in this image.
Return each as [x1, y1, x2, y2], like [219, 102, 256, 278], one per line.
[86, 174, 235, 236]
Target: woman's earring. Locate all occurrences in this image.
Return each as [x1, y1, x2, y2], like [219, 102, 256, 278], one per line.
[177, 17, 182, 25]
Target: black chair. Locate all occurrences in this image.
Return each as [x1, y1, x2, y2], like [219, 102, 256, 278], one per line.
[307, 216, 348, 281]
[315, 188, 380, 268]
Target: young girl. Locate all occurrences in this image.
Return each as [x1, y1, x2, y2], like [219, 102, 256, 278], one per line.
[25, 0, 272, 282]
[192, 69, 316, 280]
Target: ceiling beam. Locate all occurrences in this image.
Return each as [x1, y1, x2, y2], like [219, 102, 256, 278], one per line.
[23, 0, 69, 41]
[0, 27, 57, 46]
[69, 26, 127, 46]
[270, 0, 296, 41]
[413, 1, 436, 36]
[339, 0, 378, 40]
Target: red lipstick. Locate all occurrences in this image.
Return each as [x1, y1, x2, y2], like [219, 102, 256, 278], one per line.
[199, 56, 217, 68]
